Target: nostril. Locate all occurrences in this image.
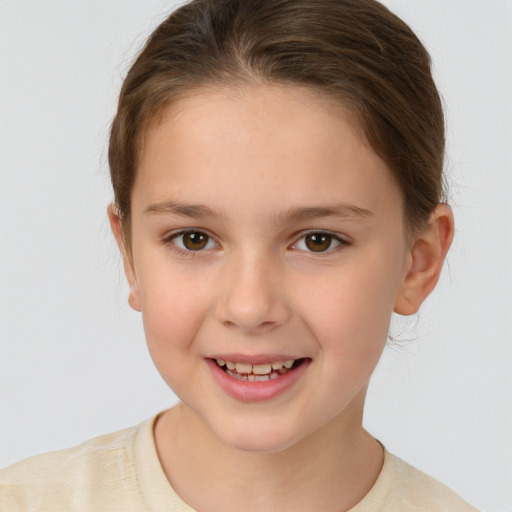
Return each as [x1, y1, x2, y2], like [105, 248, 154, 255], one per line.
[220, 315, 281, 334]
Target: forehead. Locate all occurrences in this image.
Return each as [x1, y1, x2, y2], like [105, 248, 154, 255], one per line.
[134, 84, 402, 219]
[140, 83, 364, 166]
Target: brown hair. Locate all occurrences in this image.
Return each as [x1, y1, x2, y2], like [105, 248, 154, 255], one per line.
[109, 0, 445, 237]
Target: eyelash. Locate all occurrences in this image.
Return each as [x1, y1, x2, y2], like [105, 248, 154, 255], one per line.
[164, 229, 350, 257]
[291, 231, 349, 254]
[164, 230, 219, 256]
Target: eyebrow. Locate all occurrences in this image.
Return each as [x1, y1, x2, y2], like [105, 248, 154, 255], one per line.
[144, 200, 223, 219]
[277, 205, 373, 223]
[144, 200, 372, 222]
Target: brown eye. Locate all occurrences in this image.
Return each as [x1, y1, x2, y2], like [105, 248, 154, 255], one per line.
[172, 231, 216, 252]
[305, 233, 332, 252]
[182, 232, 208, 250]
[293, 232, 343, 253]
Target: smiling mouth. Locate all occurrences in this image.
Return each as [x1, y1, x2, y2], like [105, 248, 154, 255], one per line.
[213, 358, 308, 382]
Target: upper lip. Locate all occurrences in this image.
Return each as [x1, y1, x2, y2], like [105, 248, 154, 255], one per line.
[208, 354, 306, 365]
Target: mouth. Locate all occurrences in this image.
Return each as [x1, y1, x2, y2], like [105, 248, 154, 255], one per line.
[207, 356, 311, 402]
[212, 358, 308, 382]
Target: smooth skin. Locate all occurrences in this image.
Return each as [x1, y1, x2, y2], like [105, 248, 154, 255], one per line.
[109, 84, 454, 512]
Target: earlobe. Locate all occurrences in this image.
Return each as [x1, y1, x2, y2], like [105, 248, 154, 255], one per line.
[107, 204, 142, 312]
[394, 204, 454, 316]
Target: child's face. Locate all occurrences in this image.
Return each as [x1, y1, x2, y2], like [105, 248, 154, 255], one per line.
[122, 85, 412, 452]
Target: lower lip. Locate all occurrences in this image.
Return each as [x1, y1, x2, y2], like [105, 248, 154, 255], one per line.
[206, 359, 310, 402]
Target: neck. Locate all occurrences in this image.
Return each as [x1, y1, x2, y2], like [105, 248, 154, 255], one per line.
[154, 399, 383, 512]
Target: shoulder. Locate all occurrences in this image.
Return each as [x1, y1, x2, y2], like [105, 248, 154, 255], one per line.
[351, 449, 479, 512]
[0, 421, 146, 512]
[387, 453, 479, 511]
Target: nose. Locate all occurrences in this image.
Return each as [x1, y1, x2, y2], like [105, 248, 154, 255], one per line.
[214, 251, 291, 334]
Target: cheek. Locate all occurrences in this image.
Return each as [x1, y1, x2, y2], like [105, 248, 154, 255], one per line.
[294, 270, 395, 403]
[294, 248, 405, 356]
[136, 266, 211, 362]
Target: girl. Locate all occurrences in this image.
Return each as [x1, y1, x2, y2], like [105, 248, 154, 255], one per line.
[0, 0, 490, 510]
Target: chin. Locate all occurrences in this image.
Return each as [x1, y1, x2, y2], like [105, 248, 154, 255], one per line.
[223, 433, 298, 454]
[213, 416, 307, 454]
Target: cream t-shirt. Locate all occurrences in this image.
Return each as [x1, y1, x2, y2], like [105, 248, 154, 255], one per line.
[0, 416, 478, 511]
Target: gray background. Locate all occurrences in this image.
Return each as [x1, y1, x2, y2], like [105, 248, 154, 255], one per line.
[1, 1, 511, 510]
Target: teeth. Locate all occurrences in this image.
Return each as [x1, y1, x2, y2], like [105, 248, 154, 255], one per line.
[216, 358, 300, 378]
[252, 363, 272, 375]
[235, 363, 252, 374]
[227, 370, 272, 382]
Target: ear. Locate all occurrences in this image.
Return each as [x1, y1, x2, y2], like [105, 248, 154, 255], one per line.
[394, 204, 454, 316]
[107, 204, 141, 312]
